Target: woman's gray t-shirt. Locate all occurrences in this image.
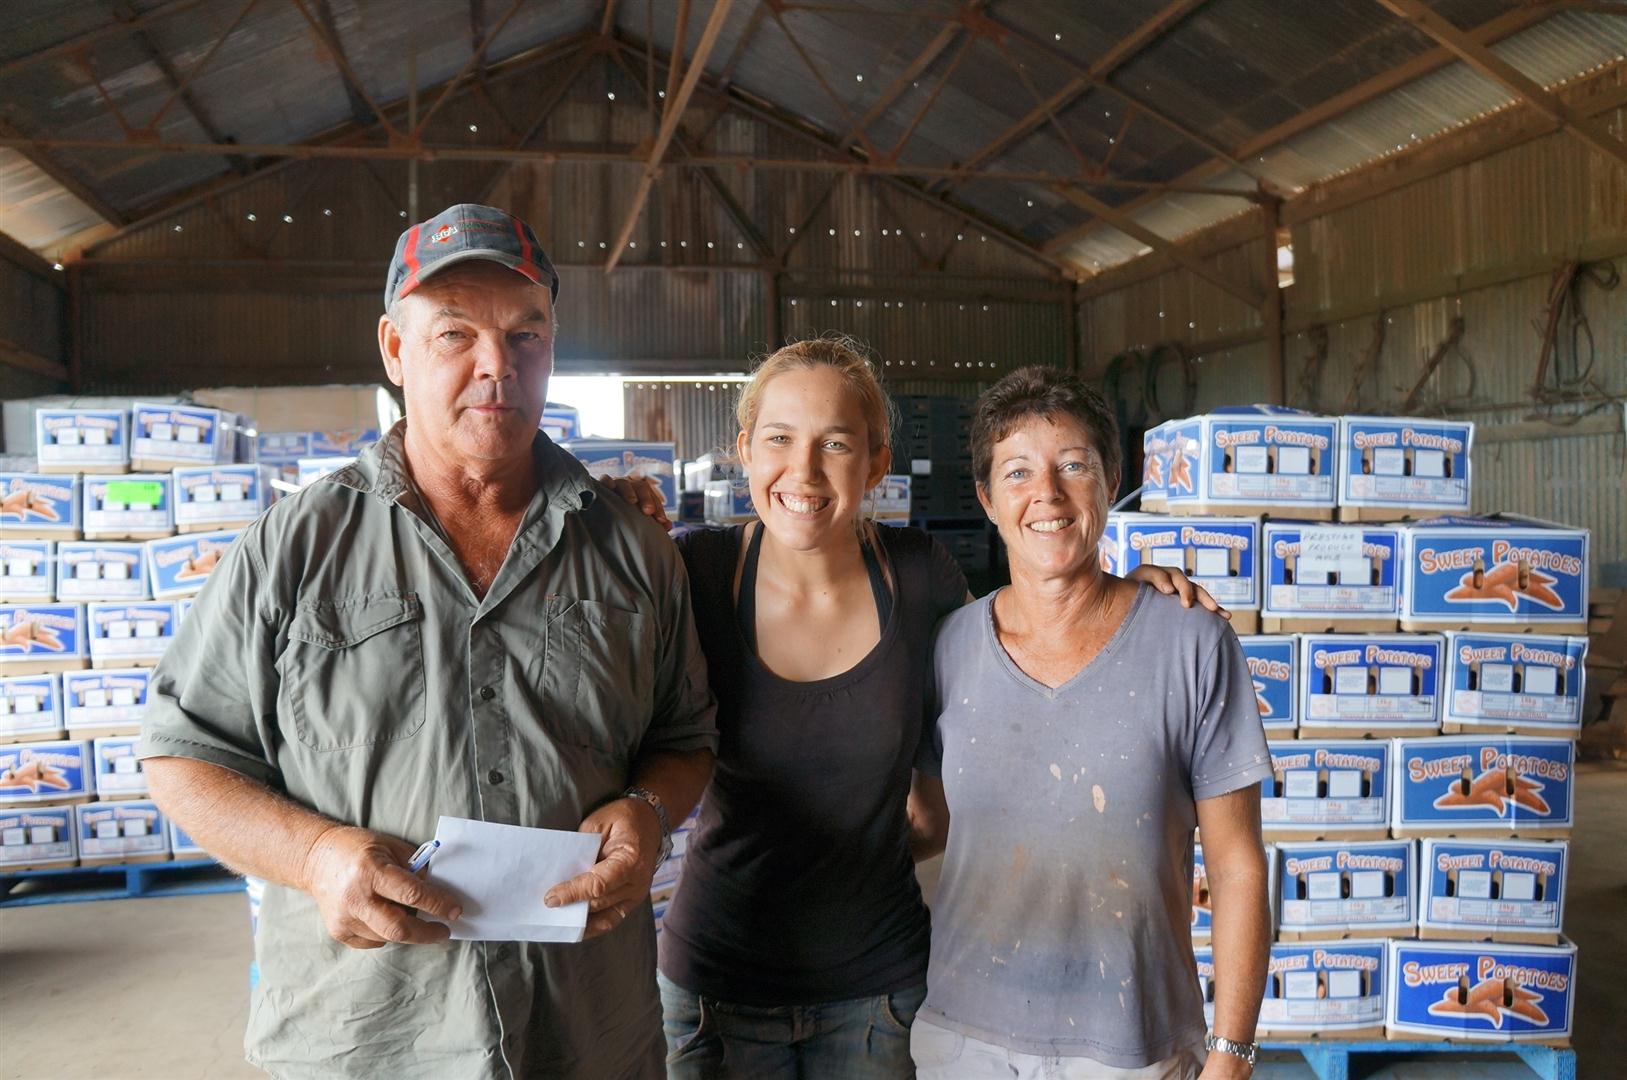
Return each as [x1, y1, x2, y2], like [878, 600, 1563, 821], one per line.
[918, 584, 1272, 1068]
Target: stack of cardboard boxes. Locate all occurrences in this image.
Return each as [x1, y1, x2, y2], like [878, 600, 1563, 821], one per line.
[1118, 407, 1583, 1048]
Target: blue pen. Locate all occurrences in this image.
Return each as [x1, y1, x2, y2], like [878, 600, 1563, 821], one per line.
[407, 839, 440, 873]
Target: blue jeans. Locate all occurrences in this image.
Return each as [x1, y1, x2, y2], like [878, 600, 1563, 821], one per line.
[657, 971, 925, 1079]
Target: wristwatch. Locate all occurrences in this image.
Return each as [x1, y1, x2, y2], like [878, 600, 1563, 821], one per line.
[1204, 1033, 1257, 1067]
[622, 786, 673, 864]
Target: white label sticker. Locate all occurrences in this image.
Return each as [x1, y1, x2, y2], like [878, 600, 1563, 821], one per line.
[4, 557, 33, 577]
[1327, 770, 1364, 799]
[1481, 664, 1515, 693]
[134, 620, 160, 639]
[122, 819, 150, 837]
[1522, 667, 1558, 696]
[1350, 870, 1386, 899]
[15, 695, 39, 714]
[1284, 971, 1320, 1000]
[1372, 448, 1405, 476]
[1151, 548, 1186, 570]
[1194, 549, 1230, 577]
[1413, 450, 1446, 478]
[2, 827, 26, 845]
[1458, 870, 1493, 899]
[177, 425, 201, 444]
[1326, 970, 1363, 999]
[911, 459, 931, 475]
[111, 688, 135, 707]
[56, 429, 82, 446]
[104, 561, 130, 581]
[1334, 667, 1369, 695]
[151, 422, 174, 442]
[1502, 872, 1537, 902]
[194, 485, 217, 503]
[1308, 872, 1341, 900]
[1234, 446, 1268, 474]
[1276, 446, 1311, 475]
[221, 483, 245, 502]
[1378, 667, 1413, 695]
[1285, 771, 1320, 799]
[95, 820, 121, 839]
[28, 825, 56, 843]
[108, 620, 133, 639]
[83, 428, 108, 447]
[112, 756, 139, 775]
[84, 689, 109, 708]
[75, 561, 100, 580]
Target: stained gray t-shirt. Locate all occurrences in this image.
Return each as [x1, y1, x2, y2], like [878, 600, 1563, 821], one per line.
[918, 583, 1272, 1068]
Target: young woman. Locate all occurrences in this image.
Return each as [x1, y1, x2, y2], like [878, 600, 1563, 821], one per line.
[603, 339, 1221, 1079]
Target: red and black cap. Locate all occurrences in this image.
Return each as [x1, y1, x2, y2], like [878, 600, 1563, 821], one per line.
[384, 203, 559, 310]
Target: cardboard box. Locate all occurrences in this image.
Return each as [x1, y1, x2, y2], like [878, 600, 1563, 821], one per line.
[1298, 634, 1443, 737]
[0, 805, 77, 869]
[704, 477, 755, 525]
[92, 735, 148, 799]
[82, 474, 173, 540]
[172, 465, 276, 531]
[1260, 739, 1391, 840]
[1, 474, 81, 540]
[1259, 939, 1388, 1037]
[0, 603, 87, 675]
[1400, 516, 1589, 633]
[62, 667, 151, 737]
[192, 384, 395, 441]
[1418, 838, 1567, 944]
[1111, 514, 1261, 630]
[683, 453, 743, 493]
[1337, 416, 1473, 519]
[309, 429, 379, 458]
[1138, 419, 1176, 511]
[146, 530, 239, 600]
[296, 456, 356, 487]
[1386, 938, 1575, 1043]
[1161, 407, 1340, 518]
[55, 542, 148, 603]
[1444, 633, 1587, 736]
[869, 475, 911, 523]
[254, 431, 311, 472]
[176, 597, 193, 625]
[0, 540, 54, 602]
[75, 799, 170, 863]
[34, 408, 130, 474]
[86, 601, 178, 669]
[1261, 522, 1402, 631]
[168, 819, 206, 859]
[0, 673, 63, 743]
[131, 403, 237, 469]
[540, 404, 580, 443]
[1276, 840, 1416, 939]
[1240, 635, 1299, 738]
[561, 440, 679, 515]
[0, 739, 92, 805]
[1192, 843, 1277, 943]
[1392, 735, 1574, 838]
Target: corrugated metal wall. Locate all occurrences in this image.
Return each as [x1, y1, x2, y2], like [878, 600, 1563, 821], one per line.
[0, 240, 68, 437]
[623, 379, 747, 461]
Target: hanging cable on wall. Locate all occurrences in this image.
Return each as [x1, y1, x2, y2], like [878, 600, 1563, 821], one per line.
[1143, 341, 1197, 420]
[1339, 313, 1387, 412]
[1295, 325, 1329, 411]
[1400, 315, 1472, 414]
[1531, 258, 1621, 401]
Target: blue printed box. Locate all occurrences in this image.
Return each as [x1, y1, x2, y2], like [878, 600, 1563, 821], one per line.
[146, 530, 240, 600]
[63, 667, 150, 736]
[1, 474, 81, 541]
[1239, 635, 1298, 737]
[169, 820, 206, 859]
[1401, 516, 1589, 633]
[131, 403, 235, 468]
[173, 465, 275, 530]
[1299, 634, 1443, 737]
[0, 603, 87, 675]
[541, 405, 580, 443]
[1419, 838, 1567, 943]
[56, 542, 147, 603]
[1262, 522, 1402, 628]
[1260, 739, 1391, 840]
[1163, 407, 1339, 517]
[1392, 735, 1574, 838]
[1276, 840, 1416, 938]
[1386, 938, 1575, 1042]
[704, 478, 755, 525]
[1139, 419, 1175, 510]
[0, 804, 77, 868]
[1260, 940, 1388, 1036]
[0, 540, 54, 602]
[255, 431, 311, 466]
[93, 735, 148, 799]
[1444, 632, 1587, 736]
[35, 408, 130, 474]
[83, 474, 173, 540]
[869, 475, 911, 522]
[297, 457, 356, 487]
[310, 429, 379, 457]
[75, 799, 170, 863]
[0, 673, 63, 742]
[1192, 843, 1276, 943]
[1116, 514, 1261, 624]
[0, 739, 91, 806]
[1338, 416, 1473, 516]
[86, 601, 178, 669]
[562, 440, 679, 514]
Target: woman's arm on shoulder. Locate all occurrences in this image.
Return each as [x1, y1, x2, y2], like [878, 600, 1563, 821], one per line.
[1195, 787, 1269, 1079]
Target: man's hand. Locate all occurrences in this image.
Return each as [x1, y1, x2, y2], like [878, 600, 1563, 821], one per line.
[1126, 564, 1231, 619]
[302, 825, 463, 950]
[543, 797, 662, 939]
[1198, 1050, 1253, 1080]
[597, 473, 672, 530]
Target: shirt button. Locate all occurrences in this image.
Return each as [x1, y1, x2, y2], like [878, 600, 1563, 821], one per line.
[488, 769, 505, 785]
[479, 685, 495, 701]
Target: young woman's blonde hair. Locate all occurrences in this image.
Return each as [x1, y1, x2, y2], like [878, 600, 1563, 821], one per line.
[735, 333, 895, 455]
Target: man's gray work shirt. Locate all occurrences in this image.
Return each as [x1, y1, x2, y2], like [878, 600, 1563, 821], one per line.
[137, 422, 717, 1080]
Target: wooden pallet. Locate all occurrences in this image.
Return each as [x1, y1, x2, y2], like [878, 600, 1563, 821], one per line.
[0, 857, 242, 907]
[1261, 1039, 1575, 1080]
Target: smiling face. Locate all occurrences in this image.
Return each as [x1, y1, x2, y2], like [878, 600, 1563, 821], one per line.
[378, 259, 556, 468]
[978, 413, 1119, 584]
[737, 364, 891, 552]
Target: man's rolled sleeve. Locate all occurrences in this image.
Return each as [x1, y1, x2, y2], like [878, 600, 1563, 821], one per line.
[637, 555, 718, 758]
[137, 520, 284, 787]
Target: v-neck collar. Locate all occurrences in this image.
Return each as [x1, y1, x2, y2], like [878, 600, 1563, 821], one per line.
[984, 581, 1149, 698]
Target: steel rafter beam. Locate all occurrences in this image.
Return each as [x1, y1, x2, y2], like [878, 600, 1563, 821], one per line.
[0, 0, 211, 81]
[1043, 1, 1571, 257]
[766, 0, 877, 157]
[1374, 0, 1627, 167]
[604, 0, 735, 272]
[413, 0, 527, 137]
[841, 0, 987, 156]
[477, 43, 605, 201]
[295, 0, 399, 139]
[0, 117, 128, 226]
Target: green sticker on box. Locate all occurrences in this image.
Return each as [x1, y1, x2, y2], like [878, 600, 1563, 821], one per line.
[106, 480, 163, 506]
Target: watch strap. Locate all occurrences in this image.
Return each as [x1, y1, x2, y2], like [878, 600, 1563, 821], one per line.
[622, 786, 673, 863]
[1204, 1033, 1257, 1067]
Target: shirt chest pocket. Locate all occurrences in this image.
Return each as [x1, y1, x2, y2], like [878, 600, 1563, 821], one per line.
[280, 595, 428, 751]
[542, 597, 655, 756]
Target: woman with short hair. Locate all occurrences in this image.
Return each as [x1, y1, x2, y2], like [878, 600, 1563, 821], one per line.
[909, 366, 1272, 1080]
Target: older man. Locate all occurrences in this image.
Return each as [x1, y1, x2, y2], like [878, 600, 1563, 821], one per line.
[139, 204, 717, 1080]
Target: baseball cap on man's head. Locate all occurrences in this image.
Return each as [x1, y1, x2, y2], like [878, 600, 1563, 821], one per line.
[384, 203, 559, 311]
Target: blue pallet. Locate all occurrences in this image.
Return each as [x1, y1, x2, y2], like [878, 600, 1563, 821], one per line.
[1262, 1039, 1575, 1080]
[0, 858, 243, 907]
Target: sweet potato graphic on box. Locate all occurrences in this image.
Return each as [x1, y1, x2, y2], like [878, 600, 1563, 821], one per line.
[1, 490, 60, 522]
[0, 757, 71, 792]
[174, 547, 221, 581]
[1433, 766, 1550, 816]
[1169, 448, 1194, 494]
[1428, 976, 1549, 1028]
[1, 619, 64, 653]
[1445, 561, 1564, 612]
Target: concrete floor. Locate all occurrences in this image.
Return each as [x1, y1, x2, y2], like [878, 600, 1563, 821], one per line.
[3, 762, 1624, 1080]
